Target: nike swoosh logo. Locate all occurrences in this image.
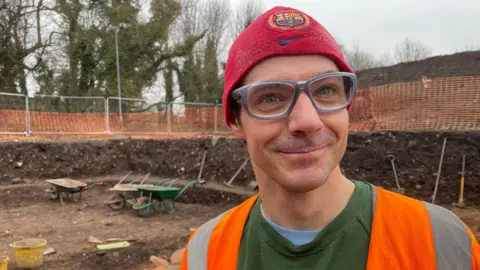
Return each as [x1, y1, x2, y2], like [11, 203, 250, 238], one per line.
[279, 37, 304, 46]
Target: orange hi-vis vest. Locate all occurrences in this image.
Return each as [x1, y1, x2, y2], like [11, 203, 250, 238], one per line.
[180, 185, 480, 270]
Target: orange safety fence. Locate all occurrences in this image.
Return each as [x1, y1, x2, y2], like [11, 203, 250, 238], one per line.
[348, 75, 480, 131]
[0, 75, 479, 141]
[0, 109, 27, 133]
[0, 108, 223, 134]
[30, 111, 107, 133]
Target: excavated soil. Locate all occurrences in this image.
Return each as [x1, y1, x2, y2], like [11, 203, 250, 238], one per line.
[0, 131, 479, 206]
[342, 131, 480, 205]
[356, 50, 480, 88]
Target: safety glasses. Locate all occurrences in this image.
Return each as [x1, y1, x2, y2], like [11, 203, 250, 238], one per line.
[231, 71, 358, 120]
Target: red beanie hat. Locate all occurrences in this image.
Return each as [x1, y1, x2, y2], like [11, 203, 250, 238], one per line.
[222, 6, 353, 126]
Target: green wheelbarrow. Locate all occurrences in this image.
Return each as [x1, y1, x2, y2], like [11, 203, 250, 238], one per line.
[132, 179, 199, 216]
[104, 172, 163, 211]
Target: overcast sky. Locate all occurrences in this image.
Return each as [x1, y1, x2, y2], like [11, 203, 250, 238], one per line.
[228, 0, 480, 57]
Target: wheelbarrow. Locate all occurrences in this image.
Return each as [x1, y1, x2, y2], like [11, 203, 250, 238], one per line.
[132, 179, 199, 216]
[104, 172, 180, 211]
[45, 178, 103, 204]
[104, 172, 151, 210]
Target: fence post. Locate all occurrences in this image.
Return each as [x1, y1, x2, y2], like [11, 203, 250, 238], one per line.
[214, 105, 218, 134]
[105, 97, 110, 134]
[167, 102, 172, 135]
[25, 95, 31, 136]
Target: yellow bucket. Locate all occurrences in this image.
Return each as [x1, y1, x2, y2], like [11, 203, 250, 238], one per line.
[0, 256, 8, 270]
[11, 239, 47, 268]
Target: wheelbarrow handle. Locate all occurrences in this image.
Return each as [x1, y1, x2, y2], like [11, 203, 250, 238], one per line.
[175, 180, 199, 199]
[83, 181, 104, 190]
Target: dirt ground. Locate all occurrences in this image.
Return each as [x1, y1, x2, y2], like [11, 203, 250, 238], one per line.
[0, 179, 248, 270]
[0, 176, 479, 270]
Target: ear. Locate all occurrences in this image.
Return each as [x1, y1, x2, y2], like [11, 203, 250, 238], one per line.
[230, 122, 245, 139]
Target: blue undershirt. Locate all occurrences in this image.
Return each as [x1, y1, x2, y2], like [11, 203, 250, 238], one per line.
[260, 203, 322, 246]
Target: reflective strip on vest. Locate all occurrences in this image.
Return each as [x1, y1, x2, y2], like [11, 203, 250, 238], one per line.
[424, 201, 472, 270]
[187, 211, 228, 270]
[187, 186, 473, 270]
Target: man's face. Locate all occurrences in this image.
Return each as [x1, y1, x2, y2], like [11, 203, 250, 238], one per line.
[231, 55, 350, 193]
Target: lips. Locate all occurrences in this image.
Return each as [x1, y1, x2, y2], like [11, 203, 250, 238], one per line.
[267, 131, 337, 156]
[277, 143, 328, 154]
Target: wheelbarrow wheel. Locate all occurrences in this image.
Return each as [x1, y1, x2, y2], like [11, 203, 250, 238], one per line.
[46, 186, 59, 200]
[138, 205, 155, 217]
[59, 192, 68, 205]
[136, 197, 155, 217]
[106, 194, 126, 210]
[161, 200, 176, 214]
[72, 192, 82, 202]
[153, 200, 164, 212]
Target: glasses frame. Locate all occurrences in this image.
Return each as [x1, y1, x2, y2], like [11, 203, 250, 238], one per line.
[231, 71, 358, 120]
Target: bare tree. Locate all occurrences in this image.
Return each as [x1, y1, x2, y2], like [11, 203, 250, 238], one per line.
[177, 0, 202, 39]
[170, 0, 231, 102]
[203, 0, 231, 53]
[344, 40, 382, 71]
[394, 37, 433, 63]
[337, 38, 394, 70]
[376, 52, 395, 67]
[460, 44, 480, 52]
[231, 0, 263, 39]
[0, 0, 53, 94]
[335, 37, 348, 56]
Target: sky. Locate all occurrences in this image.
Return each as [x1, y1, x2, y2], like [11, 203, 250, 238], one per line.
[228, 0, 480, 57]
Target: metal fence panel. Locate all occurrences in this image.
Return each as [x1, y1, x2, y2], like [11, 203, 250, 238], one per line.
[29, 95, 107, 134]
[0, 93, 28, 134]
[106, 97, 169, 134]
[170, 102, 216, 134]
[214, 104, 231, 134]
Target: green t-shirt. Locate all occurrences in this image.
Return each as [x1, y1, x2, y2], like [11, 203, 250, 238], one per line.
[237, 181, 373, 270]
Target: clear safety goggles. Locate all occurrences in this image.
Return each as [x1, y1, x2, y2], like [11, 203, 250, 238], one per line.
[231, 71, 358, 120]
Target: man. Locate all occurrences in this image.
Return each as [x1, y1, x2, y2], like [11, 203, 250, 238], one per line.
[180, 6, 480, 270]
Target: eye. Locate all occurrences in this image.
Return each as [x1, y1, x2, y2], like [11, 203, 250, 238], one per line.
[314, 87, 335, 96]
[259, 94, 280, 104]
[249, 83, 293, 105]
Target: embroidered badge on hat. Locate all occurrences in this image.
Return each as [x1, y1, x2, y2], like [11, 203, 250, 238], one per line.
[267, 10, 311, 31]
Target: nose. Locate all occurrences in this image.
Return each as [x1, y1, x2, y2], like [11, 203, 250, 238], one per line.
[287, 93, 323, 136]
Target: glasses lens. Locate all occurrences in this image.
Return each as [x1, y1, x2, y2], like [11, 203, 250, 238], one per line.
[246, 82, 295, 117]
[308, 75, 354, 109]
